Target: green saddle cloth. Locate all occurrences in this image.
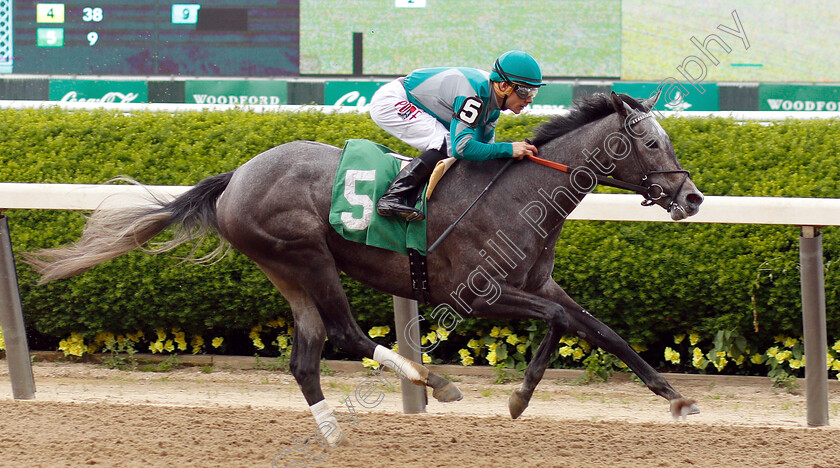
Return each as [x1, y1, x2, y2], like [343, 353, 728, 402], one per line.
[329, 139, 428, 255]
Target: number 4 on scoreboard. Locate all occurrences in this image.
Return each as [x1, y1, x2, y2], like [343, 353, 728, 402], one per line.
[36, 3, 65, 23]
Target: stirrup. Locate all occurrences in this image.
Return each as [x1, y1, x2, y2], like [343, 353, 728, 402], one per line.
[376, 199, 425, 221]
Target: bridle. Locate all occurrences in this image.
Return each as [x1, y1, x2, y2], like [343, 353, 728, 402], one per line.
[526, 112, 691, 212]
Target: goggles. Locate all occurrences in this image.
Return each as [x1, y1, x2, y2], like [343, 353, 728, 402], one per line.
[511, 83, 539, 100]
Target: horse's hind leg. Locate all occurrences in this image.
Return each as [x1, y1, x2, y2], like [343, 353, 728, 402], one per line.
[266, 255, 462, 404]
[258, 268, 354, 446]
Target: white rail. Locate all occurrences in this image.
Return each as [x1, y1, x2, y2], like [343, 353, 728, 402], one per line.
[1, 183, 838, 227]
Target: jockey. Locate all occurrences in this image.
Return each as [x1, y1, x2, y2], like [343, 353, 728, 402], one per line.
[369, 50, 545, 221]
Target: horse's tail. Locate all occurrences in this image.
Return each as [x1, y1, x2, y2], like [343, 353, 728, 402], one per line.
[23, 172, 234, 283]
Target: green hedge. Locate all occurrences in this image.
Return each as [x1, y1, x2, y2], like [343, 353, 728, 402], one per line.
[1, 108, 837, 373]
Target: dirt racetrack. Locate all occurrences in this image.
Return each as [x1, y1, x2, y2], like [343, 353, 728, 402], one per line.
[1, 358, 839, 467]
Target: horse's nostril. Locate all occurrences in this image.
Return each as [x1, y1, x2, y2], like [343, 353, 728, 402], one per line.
[686, 192, 704, 208]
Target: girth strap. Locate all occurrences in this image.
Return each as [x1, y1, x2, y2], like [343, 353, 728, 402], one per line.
[408, 248, 431, 304]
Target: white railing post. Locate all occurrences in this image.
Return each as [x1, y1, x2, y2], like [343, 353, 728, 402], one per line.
[392, 296, 426, 413]
[799, 226, 829, 426]
[0, 214, 36, 400]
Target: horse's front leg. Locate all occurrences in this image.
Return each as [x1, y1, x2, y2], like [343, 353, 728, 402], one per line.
[467, 283, 569, 419]
[545, 282, 699, 418]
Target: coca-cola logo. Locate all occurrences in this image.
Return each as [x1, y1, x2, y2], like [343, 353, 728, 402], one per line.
[59, 91, 140, 103]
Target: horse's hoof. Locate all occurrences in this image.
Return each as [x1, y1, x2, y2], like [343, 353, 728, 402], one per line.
[509, 390, 529, 419]
[432, 382, 463, 402]
[688, 402, 700, 415]
[670, 398, 699, 420]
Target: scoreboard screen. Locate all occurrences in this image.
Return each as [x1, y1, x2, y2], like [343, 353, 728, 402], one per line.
[5, 1, 299, 76]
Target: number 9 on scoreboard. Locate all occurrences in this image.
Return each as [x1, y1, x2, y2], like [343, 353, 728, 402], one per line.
[172, 4, 201, 24]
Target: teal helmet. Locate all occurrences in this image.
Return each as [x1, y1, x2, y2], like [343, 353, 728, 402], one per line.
[490, 50, 545, 87]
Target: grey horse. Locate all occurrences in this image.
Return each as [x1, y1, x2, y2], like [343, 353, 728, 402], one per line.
[25, 92, 704, 445]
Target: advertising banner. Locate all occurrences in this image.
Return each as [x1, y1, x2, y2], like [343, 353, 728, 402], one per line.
[612, 82, 719, 111]
[49, 79, 148, 103]
[185, 80, 288, 105]
[759, 84, 840, 111]
[324, 81, 389, 106]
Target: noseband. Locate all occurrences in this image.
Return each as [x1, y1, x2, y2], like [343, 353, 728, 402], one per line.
[527, 112, 691, 212]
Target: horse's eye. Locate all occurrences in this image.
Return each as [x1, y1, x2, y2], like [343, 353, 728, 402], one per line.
[644, 139, 659, 149]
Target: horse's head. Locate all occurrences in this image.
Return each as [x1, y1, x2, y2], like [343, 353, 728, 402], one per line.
[607, 91, 704, 220]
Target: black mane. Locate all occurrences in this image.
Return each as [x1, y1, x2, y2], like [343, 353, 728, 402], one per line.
[531, 93, 646, 147]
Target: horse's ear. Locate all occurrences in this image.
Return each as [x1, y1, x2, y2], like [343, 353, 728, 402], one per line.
[641, 89, 662, 112]
[610, 91, 629, 117]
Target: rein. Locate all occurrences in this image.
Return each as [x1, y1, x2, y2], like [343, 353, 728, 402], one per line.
[526, 112, 690, 209]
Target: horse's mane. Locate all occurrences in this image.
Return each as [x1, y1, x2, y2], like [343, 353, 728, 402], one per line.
[531, 93, 646, 147]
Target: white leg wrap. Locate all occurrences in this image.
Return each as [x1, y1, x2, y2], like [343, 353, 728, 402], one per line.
[309, 399, 343, 447]
[373, 345, 425, 383]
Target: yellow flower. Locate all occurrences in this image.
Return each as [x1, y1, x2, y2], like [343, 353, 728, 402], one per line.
[766, 347, 779, 357]
[211, 337, 224, 348]
[674, 334, 686, 344]
[689, 333, 700, 346]
[558, 346, 573, 357]
[467, 339, 482, 350]
[692, 347, 705, 368]
[774, 335, 786, 343]
[164, 340, 175, 353]
[784, 337, 799, 348]
[499, 327, 513, 337]
[191, 335, 204, 354]
[713, 357, 728, 371]
[832, 360, 840, 372]
[266, 317, 286, 328]
[486, 350, 498, 366]
[276, 335, 289, 350]
[716, 351, 726, 359]
[789, 359, 803, 369]
[458, 349, 471, 360]
[460, 355, 474, 366]
[0, 328, 5, 351]
[391, 343, 399, 353]
[751, 354, 764, 364]
[422, 353, 431, 364]
[833, 340, 840, 353]
[578, 340, 591, 353]
[368, 326, 391, 338]
[506, 334, 519, 345]
[486, 341, 499, 352]
[776, 350, 792, 362]
[489, 327, 501, 338]
[252, 337, 265, 350]
[362, 358, 379, 369]
[516, 343, 528, 355]
[150, 341, 164, 353]
[434, 327, 450, 341]
[59, 332, 89, 357]
[734, 355, 745, 365]
[572, 347, 585, 361]
[174, 331, 187, 351]
[664, 347, 680, 365]
[156, 328, 166, 342]
[560, 335, 578, 346]
[425, 331, 438, 344]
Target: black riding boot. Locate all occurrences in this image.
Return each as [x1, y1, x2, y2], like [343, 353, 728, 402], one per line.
[376, 156, 437, 221]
